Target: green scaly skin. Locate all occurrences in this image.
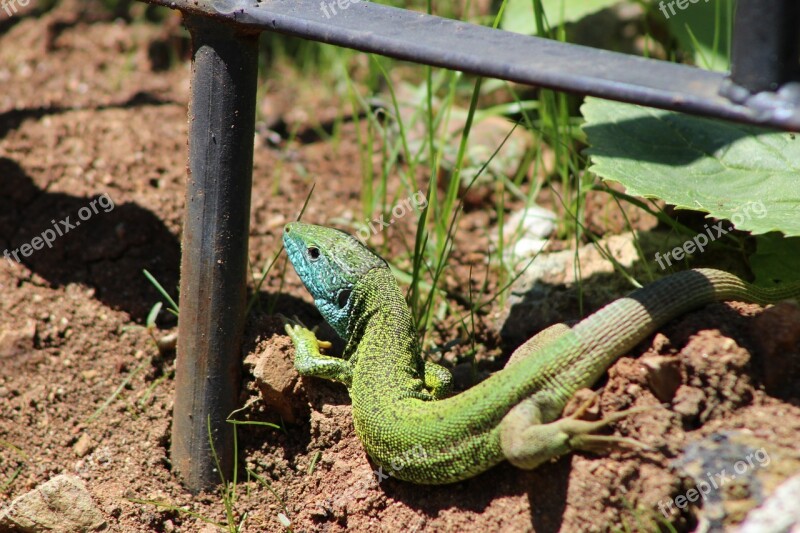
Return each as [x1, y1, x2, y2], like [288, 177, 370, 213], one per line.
[282, 222, 800, 485]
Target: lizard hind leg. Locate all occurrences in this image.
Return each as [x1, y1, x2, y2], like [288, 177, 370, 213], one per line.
[418, 322, 569, 402]
[501, 323, 651, 469]
[499, 395, 652, 470]
[505, 323, 573, 367]
[423, 361, 453, 399]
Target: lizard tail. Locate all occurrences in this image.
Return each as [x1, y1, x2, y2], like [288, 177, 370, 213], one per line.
[553, 268, 800, 404]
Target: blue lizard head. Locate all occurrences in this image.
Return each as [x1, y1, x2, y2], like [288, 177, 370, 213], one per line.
[283, 222, 387, 339]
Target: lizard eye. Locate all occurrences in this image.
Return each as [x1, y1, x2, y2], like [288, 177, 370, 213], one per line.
[337, 289, 351, 309]
[307, 246, 321, 261]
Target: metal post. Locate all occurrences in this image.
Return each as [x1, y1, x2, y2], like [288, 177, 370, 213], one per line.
[172, 15, 258, 492]
[725, 0, 800, 99]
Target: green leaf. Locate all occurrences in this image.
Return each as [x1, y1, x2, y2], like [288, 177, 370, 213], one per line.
[146, 301, 162, 329]
[582, 97, 800, 237]
[751, 234, 800, 286]
[502, 0, 621, 34]
[142, 269, 179, 316]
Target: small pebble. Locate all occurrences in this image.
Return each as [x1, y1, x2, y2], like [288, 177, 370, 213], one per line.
[73, 434, 95, 458]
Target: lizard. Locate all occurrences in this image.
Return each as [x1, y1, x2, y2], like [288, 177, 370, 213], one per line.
[281, 221, 800, 485]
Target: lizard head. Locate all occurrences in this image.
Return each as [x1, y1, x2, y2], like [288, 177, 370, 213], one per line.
[283, 222, 387, 338]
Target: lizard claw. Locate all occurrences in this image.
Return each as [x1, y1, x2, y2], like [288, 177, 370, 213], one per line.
[566, 405, 656, 454]
[560, 395, 657, 453]
[284, 323, 332, 351]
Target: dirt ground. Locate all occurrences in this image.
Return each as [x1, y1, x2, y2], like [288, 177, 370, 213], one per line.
[1, 3, 799, 532]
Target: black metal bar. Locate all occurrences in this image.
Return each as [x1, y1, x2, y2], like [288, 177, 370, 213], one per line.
[172, 14, 258, 492]
[138, 0, 800, 131]
[728, 0, 800, 96]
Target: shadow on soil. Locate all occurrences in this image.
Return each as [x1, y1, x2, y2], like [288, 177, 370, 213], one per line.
[381, 458, 571, 532]
[0, 156, 180, 321]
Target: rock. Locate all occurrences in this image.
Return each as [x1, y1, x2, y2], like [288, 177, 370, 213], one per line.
[670, 432, 800, 531]
[497, 229, 698, 349]
[0, 474, 105, 532]
[246, 337, 301, 423]
[498, 232, 640, 348]
[81, 370, 99, 381]
[672, 385, 706, 421]
[156, 332, 177, 355]
[531, 232, 640, 286]
[496, 205, 557, 259]
[737, 472, 800, 533]
[0, 320, 37, 358]
[459, 114, 534, 182]
[73, 433, 95, 458]
[641, 355, 682, 403]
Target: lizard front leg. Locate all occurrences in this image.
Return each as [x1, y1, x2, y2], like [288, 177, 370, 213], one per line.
[285, 324, 353, 386]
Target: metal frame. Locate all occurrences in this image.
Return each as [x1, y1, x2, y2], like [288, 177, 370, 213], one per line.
[137, 0, 800, 492]
[170, 15, 258, 490]
[148, 0, 800, 130]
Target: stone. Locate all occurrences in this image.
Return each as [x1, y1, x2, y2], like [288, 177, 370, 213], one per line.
[498, 205, 557, 259]
[246, 341, 300, 423]
[738, 473, 800, 533]
[0, 474, 105, 532]
[73, 433, 95, 458]
[0, 320, 36, 358]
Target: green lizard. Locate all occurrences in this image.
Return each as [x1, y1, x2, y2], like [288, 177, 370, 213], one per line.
[282, 221, 799, 485]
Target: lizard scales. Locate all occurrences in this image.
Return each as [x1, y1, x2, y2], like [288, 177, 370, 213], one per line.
[282, 221, 800, 485]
